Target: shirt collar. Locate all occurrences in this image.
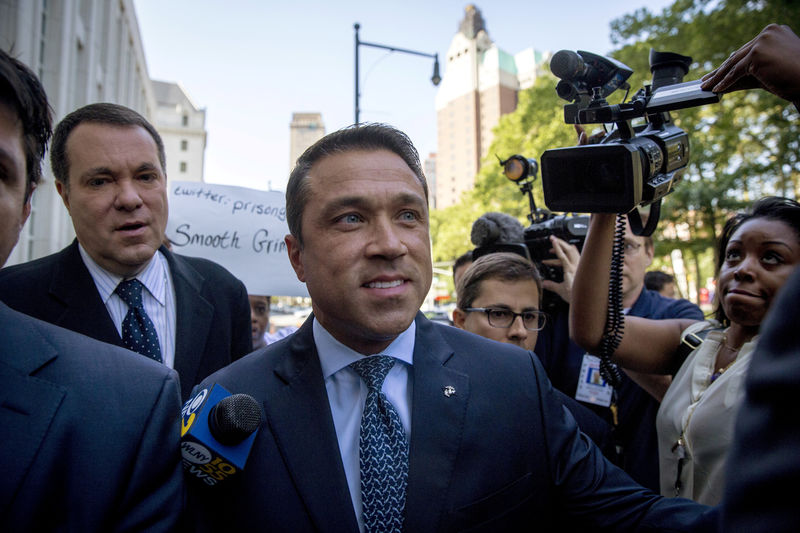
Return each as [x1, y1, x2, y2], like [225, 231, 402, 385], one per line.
[78, 243, 167, 306]
[314, 317, 416, 380]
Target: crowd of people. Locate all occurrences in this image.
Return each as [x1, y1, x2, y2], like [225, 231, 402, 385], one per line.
[1, 22, 799, 532]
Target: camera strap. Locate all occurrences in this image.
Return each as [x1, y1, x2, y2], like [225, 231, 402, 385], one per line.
[628, 200, 661, 237]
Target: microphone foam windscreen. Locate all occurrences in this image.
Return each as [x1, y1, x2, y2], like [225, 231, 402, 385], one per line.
[210, 393, 262, 445]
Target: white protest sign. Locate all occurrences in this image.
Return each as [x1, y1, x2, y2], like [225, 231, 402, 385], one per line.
[166, 182, 308, 297]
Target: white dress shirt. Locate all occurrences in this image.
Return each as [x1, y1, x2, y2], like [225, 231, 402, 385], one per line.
[313, 317, 415, 533]
[79, 244, 177, 368]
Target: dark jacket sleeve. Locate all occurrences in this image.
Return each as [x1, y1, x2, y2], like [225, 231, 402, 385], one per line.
[115, 370, 185, 533]
[721, 267, 800, 533]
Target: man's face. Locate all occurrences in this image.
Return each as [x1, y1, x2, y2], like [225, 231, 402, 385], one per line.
[249, 295, 270, 348]
[453, 278, 541, 351]
[56, 123, 168, 277]
[285, 149, 432, 355]
[0, 103, 30, 268]
[622, 222, 653, 305]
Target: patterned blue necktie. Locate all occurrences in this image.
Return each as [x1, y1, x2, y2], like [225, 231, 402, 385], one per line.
[115, 278, 163, 363]
[350, 355, 408, 533]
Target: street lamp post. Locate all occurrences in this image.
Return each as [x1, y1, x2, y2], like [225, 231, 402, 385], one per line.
[354, 22, 441, 125]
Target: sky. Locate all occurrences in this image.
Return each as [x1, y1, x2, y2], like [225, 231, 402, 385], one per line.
[132, 0, 676, 192]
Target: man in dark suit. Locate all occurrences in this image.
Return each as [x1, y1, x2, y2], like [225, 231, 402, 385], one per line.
[187, 123, 713, 531]
[0, 48, 182, 532]
[0, 102, 251, 401]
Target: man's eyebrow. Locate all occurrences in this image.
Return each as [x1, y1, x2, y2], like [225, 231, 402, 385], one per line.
[135, 162, 160, 173]
[320, 195, 371, 216]
[80, 162, 160, 178]
[81, 166, 114, 178]
[320, 191, 426, 215]
[395, 192, 428, 210]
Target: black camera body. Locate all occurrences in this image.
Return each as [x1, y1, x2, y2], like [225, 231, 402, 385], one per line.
[541, 49, 719, 216]
[523, 213, 589, 282]
[477, 155, 589, 285]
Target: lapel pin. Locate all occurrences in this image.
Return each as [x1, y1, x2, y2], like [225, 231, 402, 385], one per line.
[443, 385, 456, 398]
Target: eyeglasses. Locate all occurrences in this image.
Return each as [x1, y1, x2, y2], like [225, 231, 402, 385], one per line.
[463, 307, 547, 331]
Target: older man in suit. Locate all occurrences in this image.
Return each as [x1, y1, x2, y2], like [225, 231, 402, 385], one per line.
[0, 48, 182, 532]
[0, 102, 251, 401]
[186, 123, 714, 531]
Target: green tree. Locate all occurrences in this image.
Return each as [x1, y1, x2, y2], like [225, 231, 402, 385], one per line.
[431, 0, 800, 303]
[610, 0, 800, 298]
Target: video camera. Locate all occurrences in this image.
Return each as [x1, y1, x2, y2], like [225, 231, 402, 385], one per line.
[473, 155, 588, 284]
[540, 48, 719, 233]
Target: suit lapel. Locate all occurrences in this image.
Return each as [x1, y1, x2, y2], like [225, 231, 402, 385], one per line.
[405, 315, 470, 532]
[164, 250, 214, 389]
[264, 319, 359, 533]
[49, 241, 121, 346]
[0, 305, 66, 512]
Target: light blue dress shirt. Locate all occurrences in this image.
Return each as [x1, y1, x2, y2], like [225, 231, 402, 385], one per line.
[313, 317, 415, 533]
[79, 244, 177, 369]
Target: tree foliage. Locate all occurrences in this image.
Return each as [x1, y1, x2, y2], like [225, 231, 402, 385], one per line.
[431, 0, 800, 301]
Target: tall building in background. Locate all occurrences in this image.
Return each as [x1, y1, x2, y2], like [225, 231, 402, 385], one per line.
[289, 112, 325, 169]
[424, 153, 437, 210]
[434, 4, 550, 208]
[0, 0, 206, 265]
[152, 80, 207, 184]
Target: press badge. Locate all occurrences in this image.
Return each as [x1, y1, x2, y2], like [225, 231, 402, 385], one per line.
[575, 354, 613, 407]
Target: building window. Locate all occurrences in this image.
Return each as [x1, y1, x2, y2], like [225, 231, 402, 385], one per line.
[180, 162, 187, 173]
[182, 115, 189, 126]
[181, 139, 188, 151]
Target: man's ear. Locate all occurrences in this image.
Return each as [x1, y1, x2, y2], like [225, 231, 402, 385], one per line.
[285, 234, 306, 282]
[55, 180, 70, 211]
[452, 308, 467, 330]
[21, 181, 36, 225]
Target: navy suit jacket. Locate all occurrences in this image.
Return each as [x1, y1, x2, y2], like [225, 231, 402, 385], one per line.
[187, 313, 712, 532]
[721, 266, 800, 532]
[0, 302, 183, 532]
[0, 240, 252, 401]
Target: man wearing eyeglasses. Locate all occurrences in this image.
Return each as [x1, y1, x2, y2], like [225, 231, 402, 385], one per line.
[452, 252, 615, 461]
[453, 252, 546, 352]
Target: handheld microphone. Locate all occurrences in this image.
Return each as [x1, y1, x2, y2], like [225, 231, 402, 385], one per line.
[180, 384, 262, 486]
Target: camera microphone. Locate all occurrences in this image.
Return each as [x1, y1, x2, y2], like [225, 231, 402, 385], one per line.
[551, 50, 589, 82]
[181, 384, 262, 486]
[550, 50, 633, 101]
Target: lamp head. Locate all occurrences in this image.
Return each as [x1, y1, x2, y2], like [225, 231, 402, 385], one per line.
[431, 55, 441, 86]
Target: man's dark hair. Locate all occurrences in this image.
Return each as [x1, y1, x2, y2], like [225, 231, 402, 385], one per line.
[453, 249, 474, 285]
[50, 102, 166, 185]
[285, 123, 427, 244]
[644, 270, 674, 292]
[713, 196, 800, 325]
[0, 49, 53, 202]
[457, 252, 543, 310]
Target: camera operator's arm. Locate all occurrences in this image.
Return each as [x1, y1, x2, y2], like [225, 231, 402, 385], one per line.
[570, 213, 697, 373]
[541, 236, 580, 303]
[623, 369, 671, 402]
[701, 24, 800, 111]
